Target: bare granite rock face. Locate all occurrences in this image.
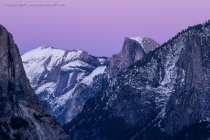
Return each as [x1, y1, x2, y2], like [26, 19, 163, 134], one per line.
[107, 37, 160, 78]
[0, 25, 68, 140]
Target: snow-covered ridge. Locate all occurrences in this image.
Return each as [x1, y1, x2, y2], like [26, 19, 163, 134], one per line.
[21, 45, 89, 87]
[22, 45, 85, 62]
[61, 60, 95, 71]
[21, 45, 109, 124]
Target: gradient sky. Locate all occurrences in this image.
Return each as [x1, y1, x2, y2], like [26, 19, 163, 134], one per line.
[0, 0, 210, 57]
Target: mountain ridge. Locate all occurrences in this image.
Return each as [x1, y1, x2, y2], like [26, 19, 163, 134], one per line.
[63, 20, 210, 140]
[22, 35, 159, 126]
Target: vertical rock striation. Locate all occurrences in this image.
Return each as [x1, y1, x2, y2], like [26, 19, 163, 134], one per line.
[0, 25, 68, 140]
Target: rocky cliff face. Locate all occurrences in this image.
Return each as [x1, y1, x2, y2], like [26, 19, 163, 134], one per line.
[163, 23, 210, 135]
[63, 20, 210, 140]
[107, 37, 159, 78]
[0, 25, 68, 139]
[22, 46, 109, 125]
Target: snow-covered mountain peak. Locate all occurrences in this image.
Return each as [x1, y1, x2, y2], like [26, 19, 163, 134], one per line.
[22, 46, 109, 124]
[22, 46, 90, 63]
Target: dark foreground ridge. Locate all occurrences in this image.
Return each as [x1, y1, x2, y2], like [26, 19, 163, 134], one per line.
[63, 20, 210, 140]
[0, 25, 68, 140]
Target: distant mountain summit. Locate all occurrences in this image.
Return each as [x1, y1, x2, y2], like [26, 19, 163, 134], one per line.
[0, 25, 68, 139]
[107, 37, 160, 78]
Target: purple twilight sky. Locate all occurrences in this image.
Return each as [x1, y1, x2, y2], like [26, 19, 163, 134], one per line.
[0, 0, 210, 57]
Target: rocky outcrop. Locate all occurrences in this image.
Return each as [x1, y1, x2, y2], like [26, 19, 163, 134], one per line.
[22, 46, 109, 125]
[107, 37, 159, 78]
[0, 25, 68, 140]
[63, 20, 210, 140]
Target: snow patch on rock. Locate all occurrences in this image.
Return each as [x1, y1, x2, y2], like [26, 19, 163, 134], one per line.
[129, 36, 146, 52]
[61, 60, 94, 71]
[81, 66, 107, 86]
